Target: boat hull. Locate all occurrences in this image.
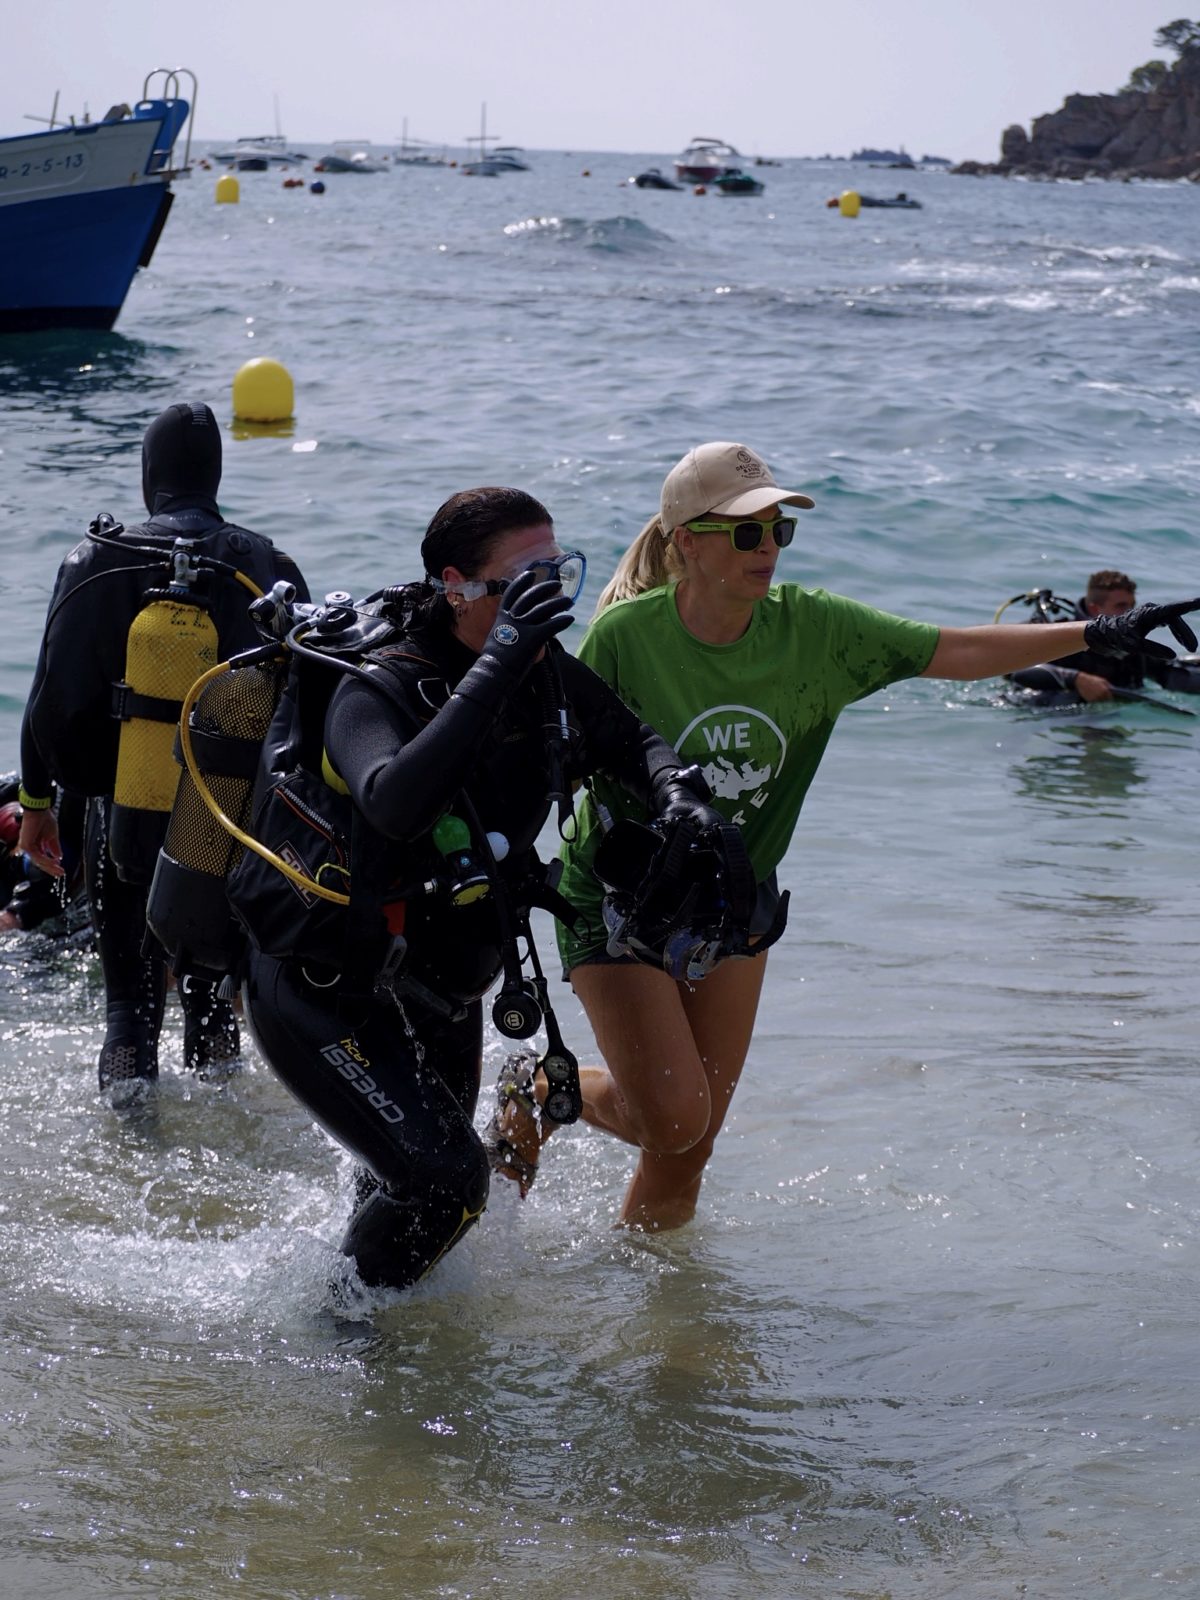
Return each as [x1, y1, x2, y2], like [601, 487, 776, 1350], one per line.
[0, 103, 185, 333]
[674, 161, 721, 183]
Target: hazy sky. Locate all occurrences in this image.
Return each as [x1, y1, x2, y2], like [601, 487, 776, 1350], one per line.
[3, 1, 1181, 163]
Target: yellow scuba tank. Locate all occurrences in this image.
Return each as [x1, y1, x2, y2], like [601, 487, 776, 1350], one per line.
[147, 650, 289, 979]
[109, 574, 219, 884]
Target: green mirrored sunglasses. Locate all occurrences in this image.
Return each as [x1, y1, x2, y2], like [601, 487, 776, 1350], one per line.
[686, 517, 797, 552]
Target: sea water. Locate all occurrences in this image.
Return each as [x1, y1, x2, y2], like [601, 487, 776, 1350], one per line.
[0, 153, 1198, 1599]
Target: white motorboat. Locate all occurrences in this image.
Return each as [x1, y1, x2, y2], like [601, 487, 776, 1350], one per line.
[674, 137, 744, 183]
[490, 145, 530, 172]
[211, 135, 308, 170]
[461, 104, 526, 175]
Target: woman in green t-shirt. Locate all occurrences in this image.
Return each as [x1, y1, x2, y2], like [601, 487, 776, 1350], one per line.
[489, 441, 1199, 1230]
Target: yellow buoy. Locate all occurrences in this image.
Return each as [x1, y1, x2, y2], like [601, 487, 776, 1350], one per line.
[838, 189, 861, 218]
[232, 358, 294, 423]
[215, 173, 240, 205]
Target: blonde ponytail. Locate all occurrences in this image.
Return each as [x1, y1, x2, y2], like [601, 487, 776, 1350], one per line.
[594, 514, 683, 614]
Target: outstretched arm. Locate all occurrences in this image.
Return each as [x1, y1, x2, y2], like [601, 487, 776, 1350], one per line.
[924, 597, 1200, 681]
[922, 623, 1087, 681]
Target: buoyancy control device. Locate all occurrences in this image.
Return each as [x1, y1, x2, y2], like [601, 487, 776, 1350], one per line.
[145, 583, 385, 982]
[145, 580, 586, 1125]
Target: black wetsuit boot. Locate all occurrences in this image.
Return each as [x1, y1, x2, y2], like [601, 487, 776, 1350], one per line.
[87, 800, 166, 1089]
[179, 975, 241, 1075]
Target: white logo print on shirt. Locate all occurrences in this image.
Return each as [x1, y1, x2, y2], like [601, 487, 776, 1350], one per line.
[675, 704, 788, 827]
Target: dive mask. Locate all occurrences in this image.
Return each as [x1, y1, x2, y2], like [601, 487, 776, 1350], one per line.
[428, 550, 587, 606]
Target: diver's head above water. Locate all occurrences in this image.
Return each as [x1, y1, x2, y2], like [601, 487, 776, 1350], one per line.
[421, 487, 585, 655]
[141, 401, 223, 517]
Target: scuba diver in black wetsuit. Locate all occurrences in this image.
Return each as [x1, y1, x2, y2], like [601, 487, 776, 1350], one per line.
[1004, 571, 1200, 708]
[234, 487, 737, 1292]
[16, 401, 309, 1092]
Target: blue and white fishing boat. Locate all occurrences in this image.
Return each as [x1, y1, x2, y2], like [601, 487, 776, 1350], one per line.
[0, 69, 195, 334]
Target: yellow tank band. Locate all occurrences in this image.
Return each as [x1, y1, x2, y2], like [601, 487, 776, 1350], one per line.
[320, 748, 350, 796]
[17, 786, 54, 810]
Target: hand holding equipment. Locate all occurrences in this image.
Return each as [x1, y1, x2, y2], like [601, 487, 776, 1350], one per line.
[652, 764, 726, 837]
[481, 568, 575, 682]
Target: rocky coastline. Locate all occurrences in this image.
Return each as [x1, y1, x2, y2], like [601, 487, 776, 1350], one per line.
[954, 40, 1200, 180]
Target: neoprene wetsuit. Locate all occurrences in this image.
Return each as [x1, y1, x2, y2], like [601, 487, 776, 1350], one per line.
[19, 403, 309, 1088]
[1007, 598, 1200, 705]
[242, 621, 696, 1292]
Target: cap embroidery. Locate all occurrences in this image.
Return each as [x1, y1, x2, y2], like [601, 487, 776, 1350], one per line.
[734, 449, 764, 479]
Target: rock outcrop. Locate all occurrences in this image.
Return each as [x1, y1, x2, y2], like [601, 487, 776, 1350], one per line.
[955, 45, 1200, 179]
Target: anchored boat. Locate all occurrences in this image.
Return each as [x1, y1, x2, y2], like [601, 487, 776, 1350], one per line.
[713, 169, 764, 196]
[210, 135, 308, 171]
[674, 137, 744, 183]
[1, 69, 194, 334]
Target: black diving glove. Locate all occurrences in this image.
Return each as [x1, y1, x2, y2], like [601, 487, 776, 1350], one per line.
[453, 567, 574, 708]
[651, 764, 726, 837]
[1083, 598, 1200, 662]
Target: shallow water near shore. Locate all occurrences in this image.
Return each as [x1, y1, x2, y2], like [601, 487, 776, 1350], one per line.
[1, 153, 1199, 1598]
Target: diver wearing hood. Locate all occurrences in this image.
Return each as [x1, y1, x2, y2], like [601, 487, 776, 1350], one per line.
[17, 401, 309, 1094]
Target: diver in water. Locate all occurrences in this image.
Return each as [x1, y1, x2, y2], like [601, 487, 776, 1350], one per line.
[237, 486, 735, 1291]
[17, 401, 309, 1091]
[1006, 570, 1200, 706]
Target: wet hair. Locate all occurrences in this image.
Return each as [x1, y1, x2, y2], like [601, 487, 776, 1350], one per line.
[391, 487, 553, 630]
[142, 401, 222, 515]
[1086, 569, 1136, 601]
[595, 513, 684, 613]
[421, 487, 551, 578]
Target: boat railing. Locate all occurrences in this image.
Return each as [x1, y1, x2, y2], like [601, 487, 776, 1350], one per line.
[141, 67, 197, 174]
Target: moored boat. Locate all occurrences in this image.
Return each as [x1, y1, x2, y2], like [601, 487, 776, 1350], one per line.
[211, 135, 308, 170]
[632, 167, 681, 189]
[713, 169, 764, 195]
[490, 146, 530, 171]
[674, 137, 743, 183]
[314, 146, 390, 173]
[460, 104, 525, 176]
[0, 69, 194, 334]
[858, 191, 922, 209]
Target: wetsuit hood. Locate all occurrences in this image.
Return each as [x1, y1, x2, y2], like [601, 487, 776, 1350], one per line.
[142, 402, 222, 516]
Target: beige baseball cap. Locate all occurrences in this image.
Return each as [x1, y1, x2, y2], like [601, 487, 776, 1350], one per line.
[660, 442, 815, 530]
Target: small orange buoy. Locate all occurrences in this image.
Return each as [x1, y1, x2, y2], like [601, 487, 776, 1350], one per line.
[693, 183, 707, 195]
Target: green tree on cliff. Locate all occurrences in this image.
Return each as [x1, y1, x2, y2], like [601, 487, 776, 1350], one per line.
[1124, 58, 1169, 92]
[1154, 19, 1200, 55]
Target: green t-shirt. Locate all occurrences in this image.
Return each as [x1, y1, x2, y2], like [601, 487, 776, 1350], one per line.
[557, 582, 939, 966]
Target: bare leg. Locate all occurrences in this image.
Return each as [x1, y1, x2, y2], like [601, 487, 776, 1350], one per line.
[572, 953, 768, 1230]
